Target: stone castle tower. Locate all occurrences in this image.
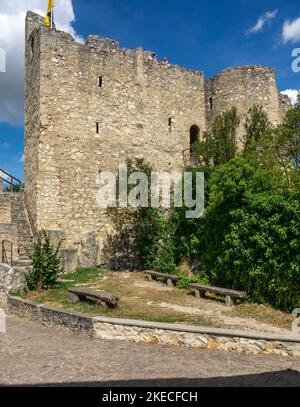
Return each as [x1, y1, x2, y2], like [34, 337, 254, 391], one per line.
[24, 11, 291, 270]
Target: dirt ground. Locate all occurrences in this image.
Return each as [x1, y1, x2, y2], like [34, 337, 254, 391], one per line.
[56, 271, 294, 335]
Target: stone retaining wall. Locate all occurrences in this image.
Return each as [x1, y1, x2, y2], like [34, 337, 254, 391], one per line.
[6, 296, 300, 358]
[0, 264, 26, 299]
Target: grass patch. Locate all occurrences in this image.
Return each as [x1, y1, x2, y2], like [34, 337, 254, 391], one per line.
[16, 268, 293, 332]
[17, 268, 218, 326]
[226, 303, 293, 331]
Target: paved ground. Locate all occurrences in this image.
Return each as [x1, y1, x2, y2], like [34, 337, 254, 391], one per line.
[1, 316, 300, 387]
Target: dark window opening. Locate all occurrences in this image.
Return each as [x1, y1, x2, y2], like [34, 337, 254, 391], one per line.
[168, 117, 174, 132]
[31, 37, 35, 57]
[209, 97, 213, 110]
[98, 76, 103, 87]
[96, 122, 100, 134]
[190, 125, 200, 153]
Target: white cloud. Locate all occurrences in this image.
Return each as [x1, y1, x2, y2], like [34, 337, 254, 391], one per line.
[247, 10, 278, 35]
[281, 89, 299, 106]
[0, 0, 82, 126]
[283, 16, 300, 43]
[19, 153, 24, 162]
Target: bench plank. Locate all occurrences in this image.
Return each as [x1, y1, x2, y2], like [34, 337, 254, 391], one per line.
[144, 271, 180, 282]
[190, 284, 247, 299]
[67, 287, 119, 307]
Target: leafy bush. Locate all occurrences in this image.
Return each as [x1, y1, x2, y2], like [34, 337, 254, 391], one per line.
[193, 107, 239, 168]
[198, 158, 300, 311]
[213, 193, 300, 311]
[151, 220, 178, 274]
[198, 157, 271, 276]
[177, 274, 210, 289]
[244, 104, 271, 150]
[26, 231, 63, 291]
[132, 207, 166, 269]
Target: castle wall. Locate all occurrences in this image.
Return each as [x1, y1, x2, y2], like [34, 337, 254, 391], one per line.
[24, 12, 292, 270]
[205, 66, 291, 147]
[24, 12, 42, 231]
[24, 12, 206, 267]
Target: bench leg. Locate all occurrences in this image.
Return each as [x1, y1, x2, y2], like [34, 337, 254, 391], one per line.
[148, 275, 156, 282]
[97, 300, 108, 309]
[67, 293, 80, 304]
[167, 279, 175, 288]
[225, 296, 235, 307]
[195, 290, 206, 299]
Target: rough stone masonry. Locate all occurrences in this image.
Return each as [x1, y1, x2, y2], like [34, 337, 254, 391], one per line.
[24, 11, 291, 271]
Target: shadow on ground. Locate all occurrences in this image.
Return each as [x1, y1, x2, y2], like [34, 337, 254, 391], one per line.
[2, 369, 300, 387]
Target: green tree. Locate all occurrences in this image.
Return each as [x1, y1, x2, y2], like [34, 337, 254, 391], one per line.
[193, 107, 240, 168]
[197, 157, 271, 279]
[196, 158, 300, 311]
[26, 231, 63, 291]
[243, 104, 271, 150]
[243, 101, 300, 193]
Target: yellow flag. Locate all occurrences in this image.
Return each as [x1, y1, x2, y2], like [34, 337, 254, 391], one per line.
[45, 0, 55, 27]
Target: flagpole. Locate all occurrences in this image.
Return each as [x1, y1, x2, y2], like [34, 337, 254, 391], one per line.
[51, 6, 53, 29]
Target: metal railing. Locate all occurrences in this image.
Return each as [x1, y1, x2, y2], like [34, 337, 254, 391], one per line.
[0, 167, 22, 192]
[1, 240, 13, 266]
[23, 193, 38, 241]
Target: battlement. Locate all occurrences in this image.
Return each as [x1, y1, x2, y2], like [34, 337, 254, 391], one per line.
[26, 11, 204, 81]
[218, 65, 275, 74]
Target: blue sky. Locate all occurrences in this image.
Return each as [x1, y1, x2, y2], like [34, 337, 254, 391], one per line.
[0, 0, 300, 180]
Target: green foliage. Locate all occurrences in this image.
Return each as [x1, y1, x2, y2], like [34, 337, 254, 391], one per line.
[132, 207, 166, 269]
[244, 104, 271, 150]
[212, 106, 240, 166]
[151, 220, 178, 273]
[4, 183, 24, 192]
[195, 155, 300, 311]
[177, 273, 210, 289]
[107, 104, 300, 311]
[194, 107, 240, 168]
[107, 158, 178, 272]
[198, 158, 271, 276]
[26, 231, 63, 291]
[213, 193, 300, 311]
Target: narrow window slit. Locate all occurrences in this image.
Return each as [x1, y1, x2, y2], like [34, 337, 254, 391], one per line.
[31, 37, 35, 57]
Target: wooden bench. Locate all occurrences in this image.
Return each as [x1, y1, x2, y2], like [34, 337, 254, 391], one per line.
[144, 271, 180, 287]
[67, 287, 119, 309]
[190, 284, 247, 307]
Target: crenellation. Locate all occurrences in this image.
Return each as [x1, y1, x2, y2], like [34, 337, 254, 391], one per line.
[85, 35, 120, 51]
